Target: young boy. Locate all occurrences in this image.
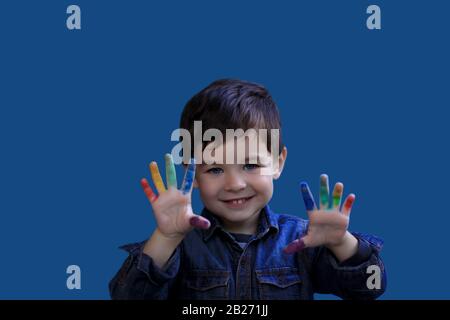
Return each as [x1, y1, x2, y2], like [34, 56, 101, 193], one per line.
[109, 79, 386, 300]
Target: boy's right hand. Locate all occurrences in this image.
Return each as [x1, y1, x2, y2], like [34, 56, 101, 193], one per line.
[140, 154, 210, 239]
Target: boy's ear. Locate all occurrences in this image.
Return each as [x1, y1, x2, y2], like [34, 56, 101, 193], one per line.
[273, 146, 287, 180]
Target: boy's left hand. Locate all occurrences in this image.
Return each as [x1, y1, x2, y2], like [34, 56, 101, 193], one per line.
[284, 174, 356, 254]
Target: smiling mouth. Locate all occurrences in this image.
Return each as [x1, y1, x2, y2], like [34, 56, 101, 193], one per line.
[221, 196, 255, 205]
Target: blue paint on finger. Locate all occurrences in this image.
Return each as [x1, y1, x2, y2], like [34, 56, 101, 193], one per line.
[181, 158, 196, 194]
[300, 181, 316, 211]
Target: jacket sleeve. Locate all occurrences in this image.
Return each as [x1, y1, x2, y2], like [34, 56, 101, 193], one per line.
[109, 241, 181, 300]
[309, 232, 387, 300]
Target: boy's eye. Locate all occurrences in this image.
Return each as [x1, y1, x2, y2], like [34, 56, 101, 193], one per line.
[206, 167, 223, 175]
[244, 164, 260, 171]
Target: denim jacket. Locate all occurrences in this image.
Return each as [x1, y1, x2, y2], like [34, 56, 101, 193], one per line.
[109, 205, 386, 300]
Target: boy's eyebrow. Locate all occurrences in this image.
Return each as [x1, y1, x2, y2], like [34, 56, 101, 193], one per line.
[244, 155, 262, 163]
[199, 162, 224, 166]
[245, 154, 274, 165]
[199, 154, 271, 165]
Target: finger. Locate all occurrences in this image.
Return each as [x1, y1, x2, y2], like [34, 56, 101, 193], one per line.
[284, 235, 314, 254]
[331, 182, 344, 210]
[189, 215, 211, 230]
[300, 182, 317, 215]
[283, 238, 305, 254]
[319, 174, 329, 210]
[283, 234, 313, 254]
[140, 178, 157, 203]
[165, 153, 177, 189]
[149, 161, 166, 194]
[341, 193, 356, 217]
[181, 158, 196, 195]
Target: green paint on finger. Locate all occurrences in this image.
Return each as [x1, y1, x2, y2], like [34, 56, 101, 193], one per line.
[165, 154, 177, 188]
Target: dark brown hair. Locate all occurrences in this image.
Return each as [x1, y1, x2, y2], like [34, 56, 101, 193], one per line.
[180, 79, 283, 157]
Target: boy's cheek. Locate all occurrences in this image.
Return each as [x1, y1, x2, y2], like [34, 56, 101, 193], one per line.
[259, 166, 278, 178]
[272, 170, 282, 180]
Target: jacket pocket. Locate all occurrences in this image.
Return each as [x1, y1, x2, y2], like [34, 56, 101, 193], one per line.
[183, 270, 230, 300]
[256, 267, 302, 300]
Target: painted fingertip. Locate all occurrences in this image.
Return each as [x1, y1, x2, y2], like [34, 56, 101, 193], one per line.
[140, 179, 157, 202]
[181, 174, 194, 194]
[283, 239, 305, 254]
[186, 159, 196, 175]
[299, 182, 311, 196]
[190, 216, 210, 229]
[300, 182, 315, 211]
[165, 154, 174, 165]
[283, 243, 296, 254]
[165, 154, 177, 188]
[181, 159, 196, 194]
[319, 176, 329, 206]
[345, 194, 356, 210]
[182, 182, 192, 194]
[149, 162, 159, 173]
[320, 175, 329, 188]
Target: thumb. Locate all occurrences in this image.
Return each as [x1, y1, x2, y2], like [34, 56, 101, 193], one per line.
[283, 235, 312, 254]
[189, 215, 211, 230]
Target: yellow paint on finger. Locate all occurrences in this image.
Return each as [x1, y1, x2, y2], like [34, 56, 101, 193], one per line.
[149, 162, 166, 193]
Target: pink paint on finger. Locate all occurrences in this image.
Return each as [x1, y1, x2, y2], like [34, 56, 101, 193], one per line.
[283, 239, 305, 254]
[189, 216, 211, 230]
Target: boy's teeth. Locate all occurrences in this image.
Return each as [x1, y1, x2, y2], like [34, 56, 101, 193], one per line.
[230, 198, 246, 204]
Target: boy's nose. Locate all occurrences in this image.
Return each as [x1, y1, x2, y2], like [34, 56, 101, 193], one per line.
[223, 172, 246, 192]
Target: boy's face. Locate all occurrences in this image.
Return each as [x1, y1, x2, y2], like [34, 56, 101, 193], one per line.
[193, 134, 287, 233]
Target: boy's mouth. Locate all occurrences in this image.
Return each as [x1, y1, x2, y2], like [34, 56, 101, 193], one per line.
[221, 196, 255, 206]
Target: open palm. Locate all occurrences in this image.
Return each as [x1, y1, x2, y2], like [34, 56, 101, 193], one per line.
[141, 154, 210, 238]
[284, 174, 355, 253]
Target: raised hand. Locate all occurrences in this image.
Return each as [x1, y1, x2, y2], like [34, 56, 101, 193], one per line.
[284, 174, 356, 254]
[141, 154, 210, 239]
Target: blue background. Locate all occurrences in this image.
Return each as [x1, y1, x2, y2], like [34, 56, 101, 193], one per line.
[0, 0, 448, 299]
